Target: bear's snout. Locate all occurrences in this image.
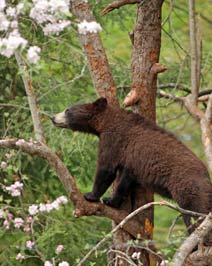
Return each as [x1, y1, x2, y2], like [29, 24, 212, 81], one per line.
[51, 111, 68, 128]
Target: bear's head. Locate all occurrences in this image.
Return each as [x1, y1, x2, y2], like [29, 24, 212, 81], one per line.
[51, 97, 108, 135]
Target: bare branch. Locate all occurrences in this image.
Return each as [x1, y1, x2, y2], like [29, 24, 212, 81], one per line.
[158, 83, 191, 94]
[76, 200, 205, 266]
[173, 212, 212, 266]
[188, 0, 199, 104]
[100, 0, 139, 16]
[196, 15, 202, 90]
[182, 96, 204, 121]
[157, 90, 184, 103]
[15, 51, 45, 143]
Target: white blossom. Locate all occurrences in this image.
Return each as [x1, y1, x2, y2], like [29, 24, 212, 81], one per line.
[16, 3, 24, 14]
[14, 217, 24, 228]
[56, 195, 68, 204]
[16, 253, 25, 261]
[0, 0, 6, 11]
[30, 0, 70, 35]
[78, 20, 102, 35]
[24, 224, 31, 232]
[3, 219, 10, 229]
[16, 139, 25, 145]
[44, 261, 53, 266]
[11, 20, 18, 29]
[58, 261, 69, 266]
[5, 181, 24, 197]
[45, 203, 54, 212]
[6, 7, 16, 17]
[28, 204, 39, 216]
[49, 0, 70, 13]
[27, 46, 41, 64]
[43, 20, 70, 36]
[26, 240, 35, 249]
[0, 30, 27, 57]
[1, 161, 7, 168]
[132, 252, 141, 260]
[160, 260, 169, 266]
[39, 203, 47, 212]
[0, 209, 5, 218]
[0, 12, 10, 31]
[56, 244, 64, 253]
[51, 200, 60, 210]
[5, 152, 13, 159]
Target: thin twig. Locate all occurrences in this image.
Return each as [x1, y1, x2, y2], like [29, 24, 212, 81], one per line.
[167, 214, 182, 240]
[15, 51, 45, 143]
[188, 0, 199, 104]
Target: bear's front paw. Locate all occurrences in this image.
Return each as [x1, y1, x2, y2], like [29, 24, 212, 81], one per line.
[84, 192, 100, 202]
[103, 197, 121, 208]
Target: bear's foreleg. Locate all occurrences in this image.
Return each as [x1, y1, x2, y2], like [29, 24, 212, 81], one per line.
[84, 166, 117, 202]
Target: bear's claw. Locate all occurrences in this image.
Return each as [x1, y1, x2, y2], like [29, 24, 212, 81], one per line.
[84, 192, 100, 202]
[103, 197, 121, 208]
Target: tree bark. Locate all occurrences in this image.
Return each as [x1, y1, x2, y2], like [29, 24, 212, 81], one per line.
[71, 0, 118, 106]
[124, 1, 164, 265]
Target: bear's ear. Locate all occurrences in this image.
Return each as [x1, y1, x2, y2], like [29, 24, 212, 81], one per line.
[93, 97, 108, 112]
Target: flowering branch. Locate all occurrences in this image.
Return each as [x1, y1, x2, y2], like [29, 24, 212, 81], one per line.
[0, 138, 145, 238]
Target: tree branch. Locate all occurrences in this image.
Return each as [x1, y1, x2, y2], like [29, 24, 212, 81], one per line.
[71, 0, 118, 105]
[188, 0, 199, 105]
[0, 138, 147, 238]
[173, 212, 212, 266]
[76, 200, 205, 266]
[15, 51, 45, 143]
[200, 93, 212, 173]
[100, 0, 139, 16]
[157, 90, 184, 103]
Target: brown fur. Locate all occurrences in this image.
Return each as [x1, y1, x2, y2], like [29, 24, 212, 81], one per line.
[52, 98, 212, 236]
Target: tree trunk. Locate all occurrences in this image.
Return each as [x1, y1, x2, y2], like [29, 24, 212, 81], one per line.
[72, 1, 164, 265]
[118, 1, 164, 265]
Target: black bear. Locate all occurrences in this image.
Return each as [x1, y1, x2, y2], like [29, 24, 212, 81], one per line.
[52, 97, 212, 231]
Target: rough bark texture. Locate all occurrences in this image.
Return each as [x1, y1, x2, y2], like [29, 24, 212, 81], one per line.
[124, 0, 164, 120]
[71, 0, 118, 106]
[188, 0, 199, 105]
[126, 1, 164, 265]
